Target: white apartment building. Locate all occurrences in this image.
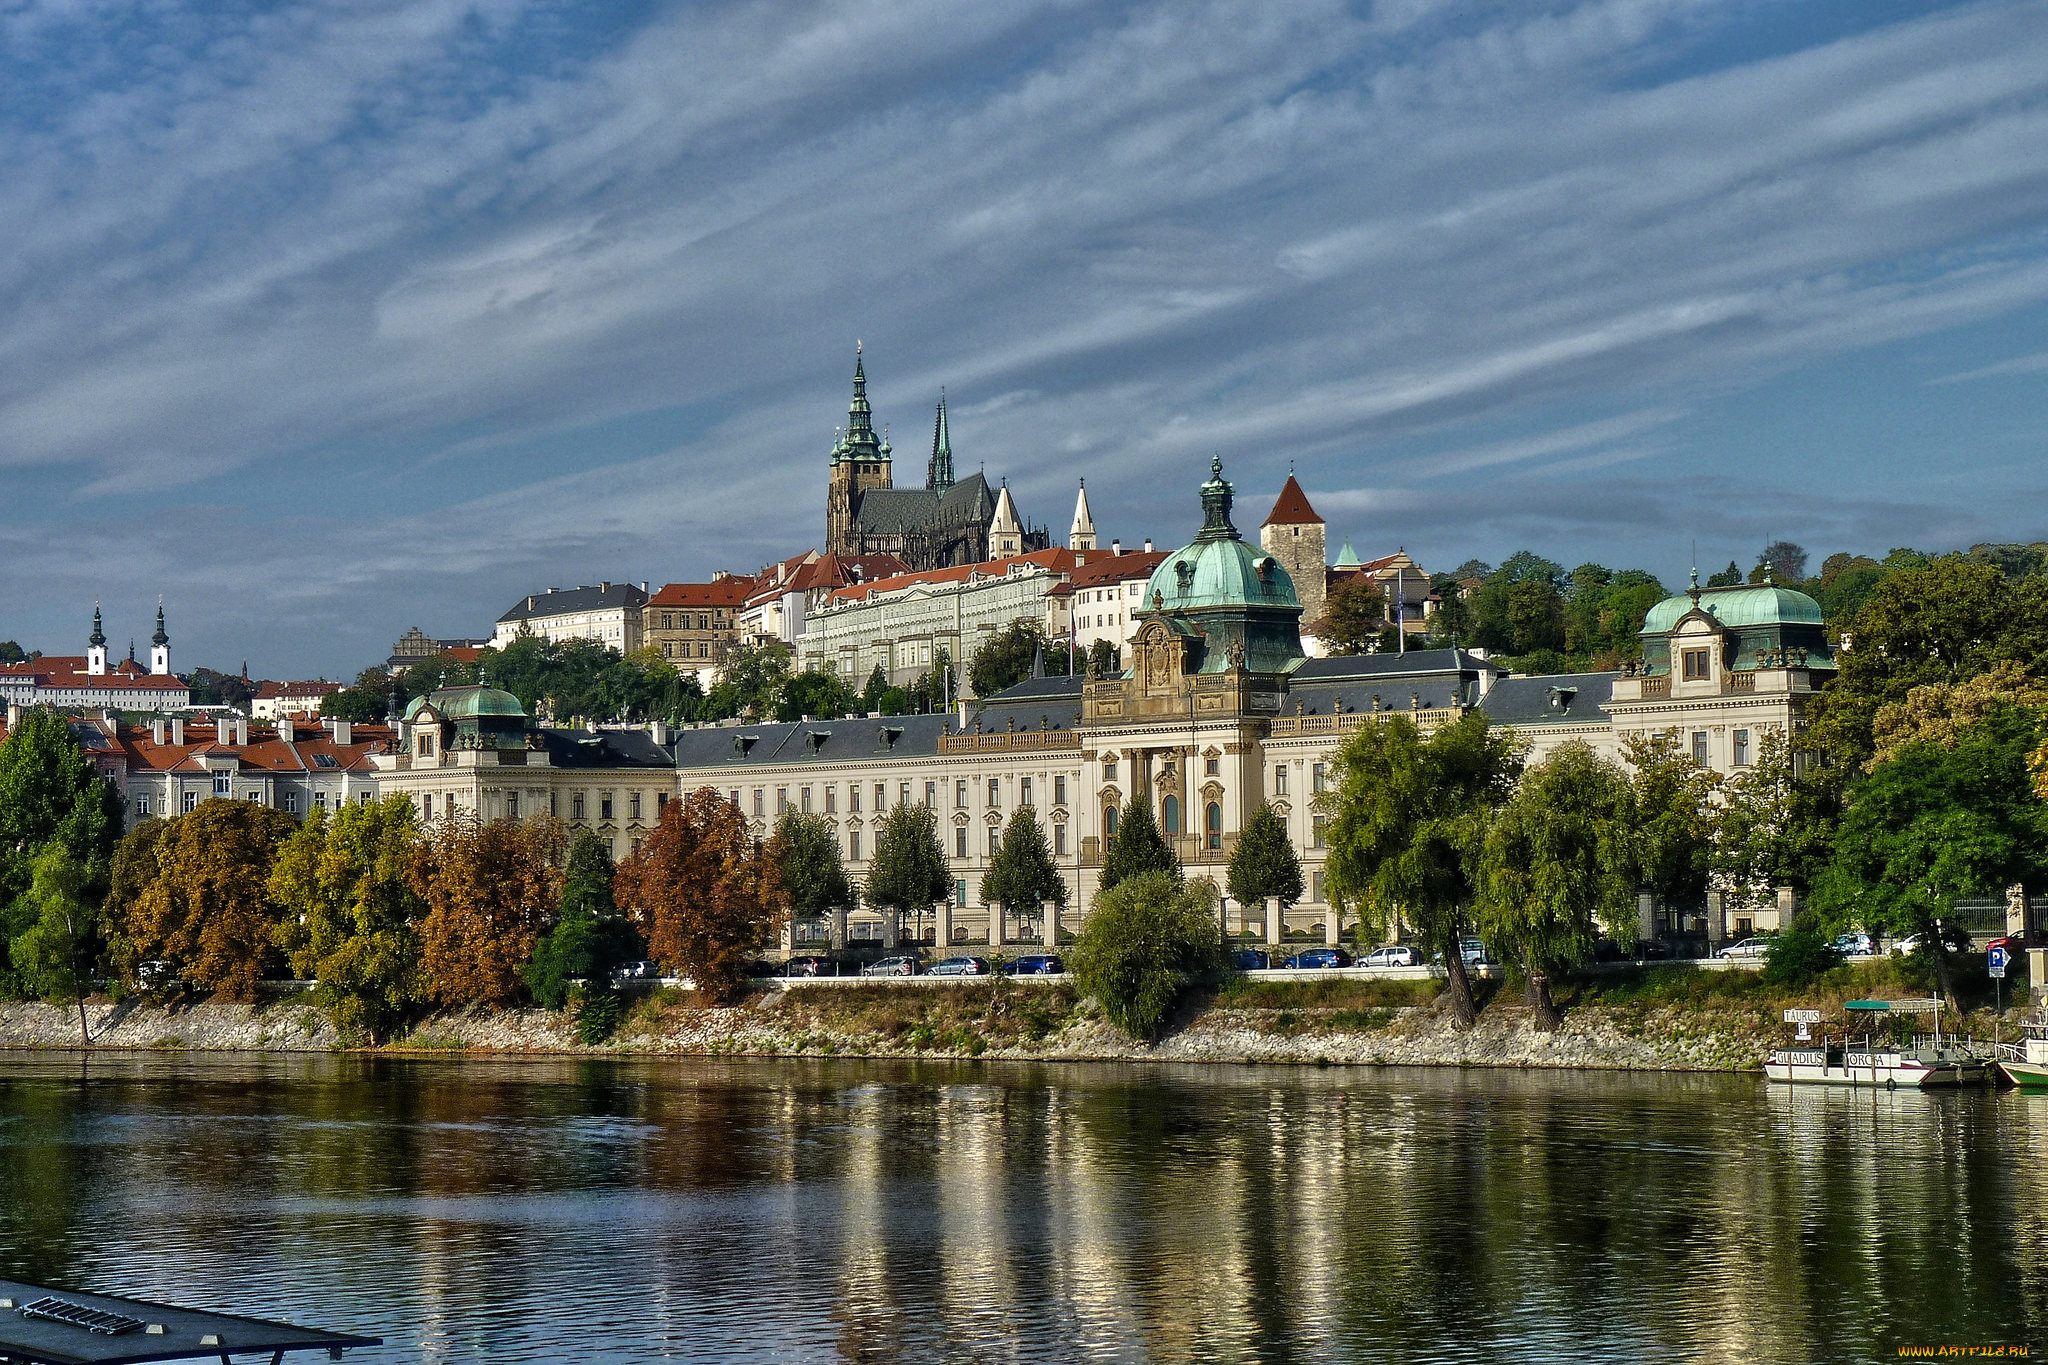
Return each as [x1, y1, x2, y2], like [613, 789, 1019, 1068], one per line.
[493, 582, 649, 653]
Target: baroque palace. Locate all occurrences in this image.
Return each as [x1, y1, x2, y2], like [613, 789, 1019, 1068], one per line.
[369, 457, 1838, 951]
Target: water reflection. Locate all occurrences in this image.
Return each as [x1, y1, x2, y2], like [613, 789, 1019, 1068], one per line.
[1, 1055, 2043, 1363]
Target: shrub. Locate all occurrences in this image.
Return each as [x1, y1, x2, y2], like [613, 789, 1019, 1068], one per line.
[1069, 872, 1226, 1041]
[1761, 924, 1843, 987]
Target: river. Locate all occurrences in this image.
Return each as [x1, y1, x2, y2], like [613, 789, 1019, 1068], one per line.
[1, 1054, 2044, 1362]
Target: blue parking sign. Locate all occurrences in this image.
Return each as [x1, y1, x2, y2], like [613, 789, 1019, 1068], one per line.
[1988, 945, 2009, 975]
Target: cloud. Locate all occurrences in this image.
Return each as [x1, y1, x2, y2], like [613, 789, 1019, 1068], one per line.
[3, 0, 2048, 672]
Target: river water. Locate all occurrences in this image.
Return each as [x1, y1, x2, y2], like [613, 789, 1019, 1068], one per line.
[1, 1054, 2044, 1363]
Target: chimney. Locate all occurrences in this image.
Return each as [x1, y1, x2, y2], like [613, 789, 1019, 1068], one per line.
[527, 596, 536, 612]
[231, 716, 248, 747]
[1111, 540, 1122, 556]
[277, 717, 293, 744]
[649, 719, 669, 745]
[7, 702, 21, 729]
[1143, 539, 1154, 553]
[601, 581, 611, 594]
[170, 717, 184, 745]
[327, 717, 352, 745]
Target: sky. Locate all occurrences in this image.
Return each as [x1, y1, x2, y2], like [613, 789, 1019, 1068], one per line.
[3, 0, 2047, 679]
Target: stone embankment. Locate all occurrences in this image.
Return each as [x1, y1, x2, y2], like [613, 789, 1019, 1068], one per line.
[0, 979, 1784, 1071]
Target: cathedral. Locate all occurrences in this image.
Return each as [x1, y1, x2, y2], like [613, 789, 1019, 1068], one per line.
[823, 348, 1049, 570]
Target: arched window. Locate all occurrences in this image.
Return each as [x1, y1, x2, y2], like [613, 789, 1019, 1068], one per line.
[1104, 806, 1119, 841]
[1162, 795, 1180, 835]
[1206, 802, 1222, 850]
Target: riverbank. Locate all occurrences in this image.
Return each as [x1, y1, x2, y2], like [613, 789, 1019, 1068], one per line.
[2, 961, 2020, 1070]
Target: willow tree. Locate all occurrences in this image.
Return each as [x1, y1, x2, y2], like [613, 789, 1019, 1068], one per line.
[1320, 712, 1520, 1027]
[1475, 742, 1637, 1031]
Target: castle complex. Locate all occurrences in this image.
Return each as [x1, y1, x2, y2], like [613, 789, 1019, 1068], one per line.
[823, 348, 1050, 570]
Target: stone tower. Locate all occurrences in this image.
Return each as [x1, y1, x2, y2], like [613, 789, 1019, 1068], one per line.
[826, 344, 894, 554]
[1260, 473, 1326, 636]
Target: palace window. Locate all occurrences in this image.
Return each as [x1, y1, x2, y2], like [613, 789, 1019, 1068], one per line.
[876, 783, 887, 810]
[956, 779, 968, 809]
[753, 789, 764, 818]
[600, 794, 614, 821]
[1162, 796, 1180, 835]
[1021, 777, 1034, 807]
[422, 794, 433, 819]
[507, 793, 520, 819]
[848, 830, 861, 860]
[801, 786, 812, 814]
[283, 791, 298, 815]
[825, 786, 836, 813]
[849, 785, 861, 813]
[1104, 806, 1119, 841]
[135, 796, 149, 818]
[989, 828, 1001, 857]
[630, 793, 642, 821]
[1682, 648, 1711, 681]
[213, 772, 232, 796]
[183, 790, 198, 813]
[1312, 871, 1326, 903]
[988, 779, 1000, 809]
[1053, 775, 1066, 807]
[1103, 758, 1118, 783]
[776, 788, 788, 815]
[926, 781, 937, 807]
[1733, 730, 1751, 767]
[1692, 732, 1709, 765]
[956, 879, 969, 909]
[1274, 764, 1287, 796]
[573, 794, 585, 820]
[1207, 802, 1222, 850]
[957, 826, 969, 858]
[1206, 756, 1220, 777]
[1313, 815, 1328, 849]
[1054, 824, 1067, 857]
[1311, 763, 1327, 795]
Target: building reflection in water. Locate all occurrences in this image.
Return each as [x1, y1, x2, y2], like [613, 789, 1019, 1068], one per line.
[3, 1055, 2047, 1363]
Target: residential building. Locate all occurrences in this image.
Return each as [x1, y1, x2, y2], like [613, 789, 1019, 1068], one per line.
[96, 714, 390, 828]
[1044, 545, 1167, 667]
[797, 548, 1078, 691]
[387, 628, 492, 672]
[736, 551, 909, 652]
[1328, 544, 1437, 639]
[823, 348, 1050, 569]
[643, 574, 756, 680]
[493, 582, 649, 653]
[250, 680, 344, 720]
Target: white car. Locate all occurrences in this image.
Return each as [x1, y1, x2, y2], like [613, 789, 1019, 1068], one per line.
[860, 956, 920, 978]
[1360, 945, 1418, 969]
[1715, 937, 1772, 960]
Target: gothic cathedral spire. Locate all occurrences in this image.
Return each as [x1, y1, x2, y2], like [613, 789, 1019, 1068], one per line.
[928, 390, 955, 493]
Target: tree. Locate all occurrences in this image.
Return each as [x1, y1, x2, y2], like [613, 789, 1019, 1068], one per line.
[1099, 795, 1178, 895]
[702, 643, 792, 720]
[865, 802, 951, 941]
[526, 831, 642, 1040]
[982, 807, 1068, 927]
[12, 847, 99, 1042]
[1711, 730, 1841, 908]
[1226, 803, 1303, 927]
[0, 708, 124, 907]
[1756, 540, 1809, 583]
[1319, 713, 1520, 1026]
[409, 812, 567, 1007]
[321, 685, 395, 724]
[125, 799, 300, 1002]
[1475, 742, 1637, 1030]
[776, 669, 857, 723]
[1621, 732, 1718, 924]
[1706, 561, 1743, 588]
[268, 798, 428, 1042]
[860, 665, 890, 715]
[1809, 708, 2046, 1002]
[767, 811, 854, 932]
[186, 667, 257, 710]
[967, 620, 1067, 698]
[1068, 871, 1226, 1041]
[1308, 577, 1388, 656]
[0, 641, 28, 664]
[614, 788, 783, 1002]
[1868, 660, 2048, 771]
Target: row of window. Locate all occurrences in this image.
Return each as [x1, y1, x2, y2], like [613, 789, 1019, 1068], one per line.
[134, 787, 360, 818]
[660, 641, 715, 659]
[739, 774, 1077, 821]
[653, 612, 727, 631]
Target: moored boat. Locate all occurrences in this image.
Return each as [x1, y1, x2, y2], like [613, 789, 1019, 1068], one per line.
[1997, 1017, 2048, 1090]
[1765, 1038, 1991, 1087]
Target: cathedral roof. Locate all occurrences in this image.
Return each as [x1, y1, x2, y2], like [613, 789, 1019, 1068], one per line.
[851, 472, 998, 536]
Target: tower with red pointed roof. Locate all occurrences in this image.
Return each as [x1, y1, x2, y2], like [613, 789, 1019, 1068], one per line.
[1260, 472, 1327, 645]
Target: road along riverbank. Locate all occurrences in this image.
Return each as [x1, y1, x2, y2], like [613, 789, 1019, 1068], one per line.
[1, 960, 2016, 1071]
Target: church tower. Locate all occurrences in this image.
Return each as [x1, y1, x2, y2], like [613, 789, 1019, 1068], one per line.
[1261, 473, 1327, 641]
[826, 344, 894, 554]
[989, 480, 1024, 559]
[87, 603, 108, 676]
[150, 599, 171, 676]
[1069, 479, 1097, 551]
[928, 392, 955, 493]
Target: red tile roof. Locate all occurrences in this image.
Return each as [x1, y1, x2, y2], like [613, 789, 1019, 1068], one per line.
[1046, 550, 1168, 598]
[648, 577, 758, 609]
[826, 547, 1076, 605]
[1262, 475, 1322, 528]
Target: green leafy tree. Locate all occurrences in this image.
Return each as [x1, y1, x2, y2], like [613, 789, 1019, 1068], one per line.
[269, 798, 429, 1042]
[186, 667, 257, 710]
[1068, 871, 1225, 1041]
[860, 665, 890, 714]
[866, 802, 951, 942]
[1809, 708, 2046, 1001]
[0, 641, 29, 664]
[702, 642, 793, 720]
[0, 710, 123, 996]
[1225, 803, 1303, 928]
[1760, 923, 1842, 987]
[1622, 733, 1718, 925]
[1711, 730, 1842, 910]
[1757, 541, 1809, 584]
[1706, 561, 1743, 588]
[1099, 796, 1179, 895]
[526, 831, 642, 1038]
[982, 807, 1068, 926]
[767, 811, 854, 934]
[776, 669, 858, 722]
[1320, 713, 1520, 1026]
[1475, 742, 1637, 1030]
[967, 620, 1067, 698]
[1308, 577, 1388, 655]
[12, 847, 100, 1042]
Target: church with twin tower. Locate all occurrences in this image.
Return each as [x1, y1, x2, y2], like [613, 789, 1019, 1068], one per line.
[823, 346, 1051, 570]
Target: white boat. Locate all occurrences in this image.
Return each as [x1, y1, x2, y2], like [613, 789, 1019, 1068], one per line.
[1997, 1017, 2048, 1090]
[1765, 1038, 1991, 1087]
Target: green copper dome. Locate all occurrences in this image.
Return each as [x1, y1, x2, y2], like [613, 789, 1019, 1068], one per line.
[1640, 582, 1824, 635]
[406, 685, 526, 721]
[1137, 456, 1307, 675]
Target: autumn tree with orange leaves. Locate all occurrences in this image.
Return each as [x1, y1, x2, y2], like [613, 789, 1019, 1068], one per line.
[124, 798, 299, 1001]
[615, 787, 784, 1002]
[408, 813, 567, 1007]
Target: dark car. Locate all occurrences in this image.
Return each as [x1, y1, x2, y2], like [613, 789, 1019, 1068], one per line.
[1285, 947, 1355, 970]
[1232, 948, 1273, 972]
[1003, 954, 1065, 975]
[1590, 939, 1627, 963]
[1636, 940, 1674, 961]
[927, 956, 991, 977]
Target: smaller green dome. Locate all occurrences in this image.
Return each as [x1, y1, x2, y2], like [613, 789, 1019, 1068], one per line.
[1641, 583, 1824, 636]
[411, 685, 526, 720]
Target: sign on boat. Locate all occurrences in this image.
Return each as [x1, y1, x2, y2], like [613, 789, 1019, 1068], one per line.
[1765, 996, 1993, 1088]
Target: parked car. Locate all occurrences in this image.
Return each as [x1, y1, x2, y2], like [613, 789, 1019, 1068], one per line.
[927, 956, 991, 977]
[1358, 945, 1416, 969]
[1636, 940, 1675, 961]
[783, 956, 832, 978]
[1833, 932, 1878, 958]
[1893, 933, 1927, 956]
[1984, 936, 2021, 957]
[1285, 947, 1356, 970]
[612, 960, 659, 982]
[861, 956, 921, 978]
[1003, 954, 1065, 976]
[1716, 936, 1773, 960]
[1231, 948, 1273, 972]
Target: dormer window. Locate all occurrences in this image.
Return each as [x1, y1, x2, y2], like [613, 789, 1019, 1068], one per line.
[1681, 648, 1711, 681]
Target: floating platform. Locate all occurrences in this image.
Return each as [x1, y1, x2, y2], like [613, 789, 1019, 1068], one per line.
[0, 1278, 380, 1365]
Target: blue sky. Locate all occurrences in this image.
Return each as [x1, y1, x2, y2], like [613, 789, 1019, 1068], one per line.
[3, 0, 2047, 678]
